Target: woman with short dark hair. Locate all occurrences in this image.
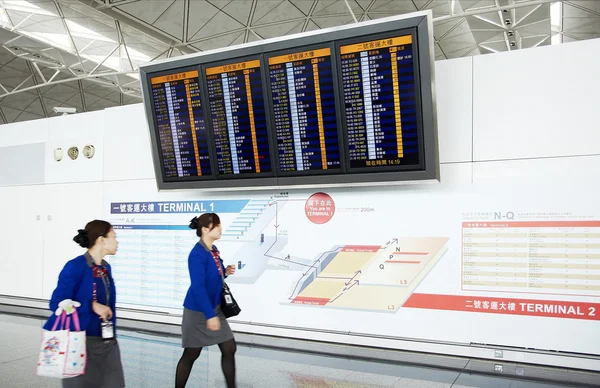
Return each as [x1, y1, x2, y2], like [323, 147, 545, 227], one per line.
[44, 220, 125, 388]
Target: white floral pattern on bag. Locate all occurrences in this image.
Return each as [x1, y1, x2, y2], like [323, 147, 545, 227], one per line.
[41, 337, 61, 366]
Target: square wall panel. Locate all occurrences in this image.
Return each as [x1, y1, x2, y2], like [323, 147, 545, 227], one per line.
[435, 57, 473, 163]
[473, 38, 600, 161]
[103, 104, 155, 182]
[473, 154, 600, 183]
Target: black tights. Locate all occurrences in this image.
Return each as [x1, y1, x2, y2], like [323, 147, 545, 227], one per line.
[175, 339, 237, 388]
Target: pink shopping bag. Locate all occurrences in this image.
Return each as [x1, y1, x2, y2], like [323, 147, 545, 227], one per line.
[37, 309, 87, 378]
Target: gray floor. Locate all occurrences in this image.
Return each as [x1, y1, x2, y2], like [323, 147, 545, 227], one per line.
[0, 313, 577, 388]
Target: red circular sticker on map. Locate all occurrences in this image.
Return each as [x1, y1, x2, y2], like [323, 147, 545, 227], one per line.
[305, 192, 335, 224]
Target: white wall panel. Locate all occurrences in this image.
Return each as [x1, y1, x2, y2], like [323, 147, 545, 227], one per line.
[473, 155, 600, 183]
[45, 111, 105, 184]
[41, 182, 104, 299]
[103, 104, 155, 182]
[0, 143, 46, 186]
[440, 162, 472, 185]
[0, 186, 44, 298]
[435, 57, 473, 163]
[0, 118, 49, 147]
[473, 38, 600, 161]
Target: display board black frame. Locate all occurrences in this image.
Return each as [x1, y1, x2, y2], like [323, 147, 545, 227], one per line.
[140, 12, 439, 191]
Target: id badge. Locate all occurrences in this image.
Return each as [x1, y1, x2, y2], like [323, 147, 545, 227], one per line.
[101, 321, 114, 340]
[224, 294, 233, 305]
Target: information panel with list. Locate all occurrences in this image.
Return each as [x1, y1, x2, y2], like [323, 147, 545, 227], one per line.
[205, 60, 272, 176]
[268, 47, 341, 174]
[150, 70, 213, 179]
[339, 35, 420, 170]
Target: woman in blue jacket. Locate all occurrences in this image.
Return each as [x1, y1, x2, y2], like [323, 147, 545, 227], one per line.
[175, 213, 237, 388]
[44, 220, 124, 388]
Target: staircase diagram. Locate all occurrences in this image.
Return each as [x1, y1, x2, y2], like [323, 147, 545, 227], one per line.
[221, 200, 271, 241]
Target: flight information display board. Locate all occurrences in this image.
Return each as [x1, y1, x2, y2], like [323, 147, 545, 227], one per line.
[339, 35, 420, 170]
[205, 60, 272, 176]
[150, 70, 212, 179]
[142, 14, 439, 190]
[268, 47, 341, 174]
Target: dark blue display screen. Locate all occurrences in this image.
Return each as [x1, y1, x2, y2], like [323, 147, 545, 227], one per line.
[151, 71, 212, 179]
[268, 48, 341, 173]
[340, 35, 420, 169]
[206, 60, 272, 176]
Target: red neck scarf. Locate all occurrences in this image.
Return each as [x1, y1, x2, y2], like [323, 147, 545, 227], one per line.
[210, 247, 223, 276]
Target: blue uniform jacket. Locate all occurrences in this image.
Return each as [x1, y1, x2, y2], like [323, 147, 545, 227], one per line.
[43, 254, 117, 334]
[183, 243, 226, 319]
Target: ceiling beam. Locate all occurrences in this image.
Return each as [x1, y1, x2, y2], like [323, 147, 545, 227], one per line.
[97, 0, 141, 9]
[301, 0, 319, 32]
[89, 44, 121, 75]
[0, 70, 139, 99]
[359, 0, 377, 22]
[32, 63, 47, 83]
[26, 61, 49, 118]
[436, 0, 555, 23]
[0, 0, 16, 27]
[78, 80, 87, 112]
[116, 20, 134, 71]
[13, 75, 33, 93]
[565, 0, 600, 17]
[343, 0, 358, 23]
[183, 0, 190, 43]
[54, 0, 88, 74]
[244, 0, 258, 43]
[75, 0, 197, 55]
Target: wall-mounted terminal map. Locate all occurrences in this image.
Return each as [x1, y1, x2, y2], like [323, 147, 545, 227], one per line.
[288, 237, 449, 312]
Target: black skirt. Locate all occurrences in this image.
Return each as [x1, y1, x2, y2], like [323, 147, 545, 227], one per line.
[62, 337, 125, 388]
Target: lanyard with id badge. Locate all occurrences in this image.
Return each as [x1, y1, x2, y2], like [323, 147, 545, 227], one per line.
[210, 248, 241, 318]
[93, 266, 114, 340]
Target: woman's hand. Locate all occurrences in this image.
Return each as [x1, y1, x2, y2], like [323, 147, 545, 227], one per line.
[225, 265, 236, 276]
[207, 317, 221, 331]
[92, 301, 113, 322]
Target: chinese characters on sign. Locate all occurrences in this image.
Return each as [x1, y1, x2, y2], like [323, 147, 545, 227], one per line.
[165, 73, 187, 82]
[358, 38, 394, 51]
[109, 200, 249, 214]
[468, 299, 516, 311]
[223, 62, 246, 72]
[286, 50, 316, 61]
[304, 192, 335, 224]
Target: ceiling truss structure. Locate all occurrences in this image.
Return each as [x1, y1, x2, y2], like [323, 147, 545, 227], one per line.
[0, 0, 597, 124]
